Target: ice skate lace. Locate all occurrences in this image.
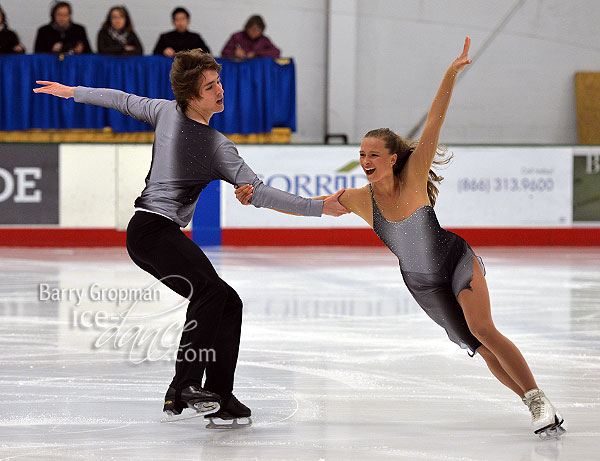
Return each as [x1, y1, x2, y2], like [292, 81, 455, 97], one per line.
[529, 396, 544, 420]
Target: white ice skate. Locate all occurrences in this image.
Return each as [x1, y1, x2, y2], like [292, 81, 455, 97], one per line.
[522, 389, 566, 438]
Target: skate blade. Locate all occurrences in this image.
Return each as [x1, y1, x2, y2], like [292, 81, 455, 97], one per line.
[160, 402, 220, 423]
[538, 425, 566, 439]
[205, 417, 253, 430]
[537, 417, 566, 439]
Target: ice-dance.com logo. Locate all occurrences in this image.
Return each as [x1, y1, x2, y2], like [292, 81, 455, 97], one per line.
[39, 276, 216, 364]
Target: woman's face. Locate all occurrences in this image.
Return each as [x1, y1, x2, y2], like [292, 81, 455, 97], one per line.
[54, 6, 71, 28]
[110, 9, 126, 30]
[360, 137, 397, 182]
[246, 24, 262, 40]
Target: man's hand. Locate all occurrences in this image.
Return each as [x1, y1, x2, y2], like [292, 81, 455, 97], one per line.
[74, 42, 85, 54]
[322, 189, 349, 217]
[163, 47, 176, 57]
[234, 184, 253, 205]
[52, 42, 63, 53]
[33, 81, 75, 99]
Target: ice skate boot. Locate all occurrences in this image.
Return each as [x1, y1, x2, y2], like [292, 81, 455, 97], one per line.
[205, 394, 252, 429]
[522, 389, 565, 438]
[161, 385, 220, 422]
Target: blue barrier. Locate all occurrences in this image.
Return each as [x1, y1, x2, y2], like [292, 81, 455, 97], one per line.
[191, 181, 221, 246]
[0, 55, 296, 134]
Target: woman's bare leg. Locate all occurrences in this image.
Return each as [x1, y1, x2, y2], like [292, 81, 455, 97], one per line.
[458, 257, 537, 394]
[477, 344, 524, 397]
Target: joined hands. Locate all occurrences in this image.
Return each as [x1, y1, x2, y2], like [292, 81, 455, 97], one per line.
[234, 184, 349, 217]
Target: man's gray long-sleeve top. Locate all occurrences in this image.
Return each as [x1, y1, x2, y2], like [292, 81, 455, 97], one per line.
[73, 87, 323, 227]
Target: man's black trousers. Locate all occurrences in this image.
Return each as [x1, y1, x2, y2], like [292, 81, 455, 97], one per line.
[126, 211, 243, 398]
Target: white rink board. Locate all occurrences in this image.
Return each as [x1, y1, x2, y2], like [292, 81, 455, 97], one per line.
[223, 145, 370, 228]
[435, 147, 572, 227]
[223, 145, 573, 229]
[116, 145, 153, 230]
[59, 144, 116, 228]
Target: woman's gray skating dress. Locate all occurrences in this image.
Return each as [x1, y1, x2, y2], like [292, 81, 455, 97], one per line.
[370, 185, 485, 356]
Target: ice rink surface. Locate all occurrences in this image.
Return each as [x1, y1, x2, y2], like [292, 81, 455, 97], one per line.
[0, 246, 598, 461]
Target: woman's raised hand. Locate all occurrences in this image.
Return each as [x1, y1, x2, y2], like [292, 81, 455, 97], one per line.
[451, 37, 472, 73]
[33, 81, 75, 99]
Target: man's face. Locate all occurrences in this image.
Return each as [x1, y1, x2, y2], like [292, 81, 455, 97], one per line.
[54, 6, 71, 28]
[196, 69, 224, 114]
[173, 13, 189, 33]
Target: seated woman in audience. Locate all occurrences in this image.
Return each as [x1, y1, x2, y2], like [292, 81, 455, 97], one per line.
[97, 6, 143, 56]
[0, 5, 25, 53]
[221, 15, 280, 59]
[34, 1, 91, 54]
[153, 7, 210, 57]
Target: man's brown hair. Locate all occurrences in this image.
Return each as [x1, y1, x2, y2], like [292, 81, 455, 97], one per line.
[170, 49, 222, 113]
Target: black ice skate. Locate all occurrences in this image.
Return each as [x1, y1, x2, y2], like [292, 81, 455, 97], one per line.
[161, 385, 221, 423]
[205, 394, 252, 429]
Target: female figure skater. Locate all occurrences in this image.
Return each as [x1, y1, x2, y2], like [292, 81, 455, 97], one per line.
[235, 38, 565, 437]
[33, 49, 347, 423]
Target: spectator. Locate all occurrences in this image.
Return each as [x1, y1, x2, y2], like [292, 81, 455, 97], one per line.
[97, 6, 143, 56]
[34, 1, 91, 54]
[0, 5, 25, 54]
[153, 7, 210, 57]
[221, 15, 280, 59]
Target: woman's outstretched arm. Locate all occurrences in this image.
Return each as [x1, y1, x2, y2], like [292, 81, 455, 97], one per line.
[410, 37, 472, 176]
